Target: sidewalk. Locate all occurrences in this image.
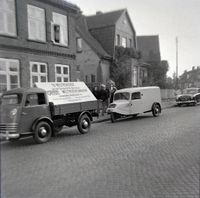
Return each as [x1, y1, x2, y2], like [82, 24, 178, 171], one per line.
[93, 99, 176, 123]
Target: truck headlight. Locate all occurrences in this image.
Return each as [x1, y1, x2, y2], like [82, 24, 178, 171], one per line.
[10, 108, 17, 117]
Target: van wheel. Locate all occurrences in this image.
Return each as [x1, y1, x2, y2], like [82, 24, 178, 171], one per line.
[152, 103, 161, 117]
[33, 121, 52, 144]
[77, 114, 91, 134]
[110, 113, 117, 123]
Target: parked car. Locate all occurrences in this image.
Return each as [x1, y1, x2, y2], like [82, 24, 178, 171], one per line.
[176, 87, 200, 106]
[106, 86, 162, 122]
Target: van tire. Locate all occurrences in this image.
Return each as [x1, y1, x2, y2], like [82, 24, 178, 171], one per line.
[77, 114, 91, 134]
[111, 113, 117, 123]
[152, 103, 161, 117]
[33, 121, 52, 144]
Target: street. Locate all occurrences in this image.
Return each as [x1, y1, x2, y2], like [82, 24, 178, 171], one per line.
[1, 105, 200, 198]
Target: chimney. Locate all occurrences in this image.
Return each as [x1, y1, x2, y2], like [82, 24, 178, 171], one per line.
[96, 11, 103, 15]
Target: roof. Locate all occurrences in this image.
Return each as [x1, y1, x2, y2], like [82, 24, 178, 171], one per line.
[115, 86, 160, 93]
[43, 0, 80, 13]
[76, 15, 111, 59]
[86, 9, 125, 29]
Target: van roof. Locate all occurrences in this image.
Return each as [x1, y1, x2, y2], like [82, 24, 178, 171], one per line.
[115, 86, 160, 93]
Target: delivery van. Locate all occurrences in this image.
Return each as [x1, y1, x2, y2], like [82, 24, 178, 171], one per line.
[106, 86, 162, 122]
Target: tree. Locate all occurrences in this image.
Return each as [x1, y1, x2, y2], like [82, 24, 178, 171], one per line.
[110, 46, 141, 89]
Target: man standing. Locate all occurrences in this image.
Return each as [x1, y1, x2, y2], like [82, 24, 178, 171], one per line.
[99, 84, 109, 116]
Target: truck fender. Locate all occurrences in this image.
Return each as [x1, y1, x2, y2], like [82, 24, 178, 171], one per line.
[31, 117, 54, 134]
[78, 111, 93, 122]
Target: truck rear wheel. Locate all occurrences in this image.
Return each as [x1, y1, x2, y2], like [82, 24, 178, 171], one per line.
[77, 114, 91, 134]
[33, 121, 52, 144]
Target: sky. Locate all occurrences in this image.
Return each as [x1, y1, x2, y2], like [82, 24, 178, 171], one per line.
[70, 0, 200, 77]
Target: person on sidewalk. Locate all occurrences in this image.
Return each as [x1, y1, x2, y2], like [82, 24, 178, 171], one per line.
[99, 84, 109, 116]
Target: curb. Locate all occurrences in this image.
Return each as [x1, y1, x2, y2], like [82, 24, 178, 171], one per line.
[93, 103, 176, 124]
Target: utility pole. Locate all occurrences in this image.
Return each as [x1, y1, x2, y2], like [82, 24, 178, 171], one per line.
[176, 36, 178, 89]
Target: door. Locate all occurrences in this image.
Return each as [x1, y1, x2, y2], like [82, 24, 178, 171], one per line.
[19, 93, 50, 134]
[130, 92, 143, 114]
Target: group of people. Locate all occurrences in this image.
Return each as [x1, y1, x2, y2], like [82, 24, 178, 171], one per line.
[92, 84, 117, 116]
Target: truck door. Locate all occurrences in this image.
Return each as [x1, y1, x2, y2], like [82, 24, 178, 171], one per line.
[19, 93, 50, 134]
[130, 92, 143, 114]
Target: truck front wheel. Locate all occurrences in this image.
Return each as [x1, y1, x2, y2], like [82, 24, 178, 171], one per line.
[33, 121, 52, 144]
[77, 114, 91, 134]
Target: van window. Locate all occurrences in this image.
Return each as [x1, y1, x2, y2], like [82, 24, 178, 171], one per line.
[131, 92, 141, 100]
[114, 92, 130, 101]
[25, 93, 46, 106]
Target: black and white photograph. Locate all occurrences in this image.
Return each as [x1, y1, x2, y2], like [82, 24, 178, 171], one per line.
[0, 0, 200, 197]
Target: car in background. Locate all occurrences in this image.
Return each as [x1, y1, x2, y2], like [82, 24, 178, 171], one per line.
[176, 87, 200, 106]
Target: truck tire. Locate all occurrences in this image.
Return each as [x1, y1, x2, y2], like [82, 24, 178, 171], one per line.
[152, 103, 161, 117]
[77, 114, 91, 134]
[33, 121, 52, 144]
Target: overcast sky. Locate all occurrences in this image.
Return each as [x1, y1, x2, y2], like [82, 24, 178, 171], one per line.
[70, 0, 200, 77]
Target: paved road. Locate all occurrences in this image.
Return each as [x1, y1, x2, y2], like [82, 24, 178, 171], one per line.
[1, 105, 200, 198]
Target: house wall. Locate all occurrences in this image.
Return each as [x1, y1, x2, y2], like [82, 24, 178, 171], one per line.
[115, 12, 136, 48]
[0, 0, 77, 93]
[76, 33, 110, 87]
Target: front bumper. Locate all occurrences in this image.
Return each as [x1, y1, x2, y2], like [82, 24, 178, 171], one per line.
[0, 123, 19, 140]
[176, 100, 195, 104]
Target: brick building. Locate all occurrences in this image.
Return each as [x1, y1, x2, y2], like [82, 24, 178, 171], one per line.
[85, 9, 147, 87]
[179, 66, 200, 89]
[75, 15, 111, 88]
[0, 0, 80, 95]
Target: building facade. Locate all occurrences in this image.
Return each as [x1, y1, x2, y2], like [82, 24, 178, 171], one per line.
[179, 66, 200, 89]
[0, 0, 80, 95]
[75, 15, 111, 88]
[85, 9, 146, 87]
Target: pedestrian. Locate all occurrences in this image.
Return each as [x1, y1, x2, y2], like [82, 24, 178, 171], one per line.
[110, 86, 117, 103]
[99, 84, 109, 116]
[92, 86, 100, 99]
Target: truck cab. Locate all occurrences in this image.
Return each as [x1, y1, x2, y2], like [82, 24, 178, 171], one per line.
[0, 88, 51, 142]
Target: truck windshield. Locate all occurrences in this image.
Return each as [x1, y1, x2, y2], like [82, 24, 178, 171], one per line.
[183, 89, 198, 94]
[1, 94, 22, 105]
[114, 92, 130, 101]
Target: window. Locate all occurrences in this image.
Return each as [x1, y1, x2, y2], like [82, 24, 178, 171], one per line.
[131, 92, 141, 100]
[27, 5, 46, 42]
[121, 37, 127, 48]
[85, 75, 88, 83]
[0, 58, 20, 93]
[76, 65, 80, 72]
[2, 94, 22, 105]
[52, 12, 68, 46]
[76, 37, 82, 52]
[55, 64, 70, 82]
[30, 62, 48, 87]
[129, 39, 132, 48]
[91, 74, 95, 83]
[114, 92, 130, 101]
[116, 34, 120, 46]
[0, 0, 16, 36]
[25, 93, 46, 106]
[132, 67, 137, 86]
